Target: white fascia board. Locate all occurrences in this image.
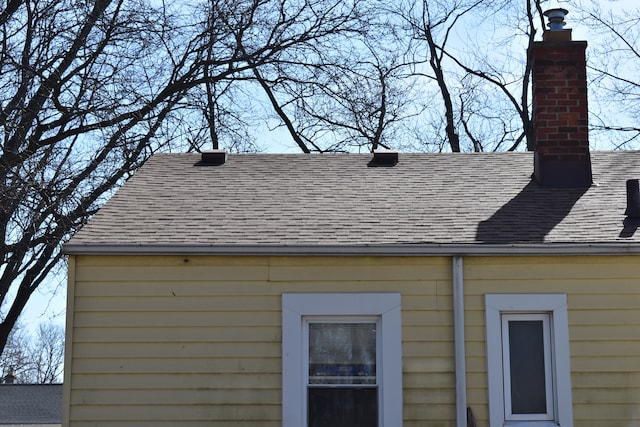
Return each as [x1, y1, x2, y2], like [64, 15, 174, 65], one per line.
[63, 242, 640, 256]
[3, 425, 61, 427]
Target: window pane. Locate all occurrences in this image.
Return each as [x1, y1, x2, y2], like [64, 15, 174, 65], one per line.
[309, 323, 376, 385]
[308, 387, 377, 427]
[508, 320, 547, 414]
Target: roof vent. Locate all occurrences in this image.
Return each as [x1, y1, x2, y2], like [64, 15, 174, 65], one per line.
[368, 150, 398, 167]
[197, 149, 227, 166]
[625, 179, 640, 218]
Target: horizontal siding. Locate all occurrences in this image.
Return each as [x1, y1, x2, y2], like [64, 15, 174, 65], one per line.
[74, 295, 281, 312]
[70, 372, 281, 389]
[72, 311, 281, 328]
[72, 341, 281, 359]
[464, 255, 640, 427]
[69, 403, 281, 421]
[71, 388, 280, 405]
[72, 325, 279, 343]
[67, 254, 640, 426]
[68, 255, 452, 427]
[71, 357, 280, 375]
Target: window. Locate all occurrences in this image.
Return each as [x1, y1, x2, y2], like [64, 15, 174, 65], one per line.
[485, 294, 573, 427]
[307, 320, 378, 427]
[282, 293, 402, 427]
[502, 313, 554, 421]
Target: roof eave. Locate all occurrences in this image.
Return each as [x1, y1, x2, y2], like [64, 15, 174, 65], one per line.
[63, 243, 640, 257]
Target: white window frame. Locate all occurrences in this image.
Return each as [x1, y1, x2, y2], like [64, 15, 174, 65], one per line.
[501, 313, 554, 422]
[282, 293, 402, 427]
[485, 294, 573, 427]
[305, 316, 380, 424]
[305, 316, 380, 388]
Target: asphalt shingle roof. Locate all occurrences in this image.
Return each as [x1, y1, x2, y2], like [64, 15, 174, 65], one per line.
[0, 384, 62, 425]
[65, 151, 640, 254]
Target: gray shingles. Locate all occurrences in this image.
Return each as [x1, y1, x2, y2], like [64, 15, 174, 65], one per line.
[0, 384, 62, 425]
[66, 151, 640, 248]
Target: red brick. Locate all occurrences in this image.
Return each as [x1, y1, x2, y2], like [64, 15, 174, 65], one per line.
[530, 37, 590, 185]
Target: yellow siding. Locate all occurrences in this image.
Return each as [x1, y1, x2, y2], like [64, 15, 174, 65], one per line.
[66, 255, 453, 427]
[464, 256, 640, 427]
[66, 254, 640, 427]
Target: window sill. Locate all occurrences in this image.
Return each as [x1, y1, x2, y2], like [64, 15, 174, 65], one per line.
[504, 421, 560, 427]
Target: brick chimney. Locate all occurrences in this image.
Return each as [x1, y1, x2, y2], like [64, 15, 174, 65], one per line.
[2, 368, 16, 384]
[530, 9, 592, 187]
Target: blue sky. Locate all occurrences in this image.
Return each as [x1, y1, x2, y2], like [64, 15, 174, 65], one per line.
[15, 0, 640, 336]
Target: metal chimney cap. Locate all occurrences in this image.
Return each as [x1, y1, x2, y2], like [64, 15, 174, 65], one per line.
[544, 8, 569, 31]
[3, 367, 16, 384]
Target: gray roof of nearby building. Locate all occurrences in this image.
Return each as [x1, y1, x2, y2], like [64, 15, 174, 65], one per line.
[0, 384, 62, 425]
[64, 151, 640, 255]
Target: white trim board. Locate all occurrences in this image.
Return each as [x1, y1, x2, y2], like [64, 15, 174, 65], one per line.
[282, 293, 403, 427]
[485, 294, 573, 427]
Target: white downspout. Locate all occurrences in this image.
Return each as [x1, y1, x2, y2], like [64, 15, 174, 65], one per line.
[453, 255, 467, 427]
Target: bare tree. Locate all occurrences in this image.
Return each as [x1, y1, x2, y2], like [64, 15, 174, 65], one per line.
[3, 0, 640, 357]
[393, 0, 549, 152]
[0, 323, 30, 382]
[575, 2, 640, 149]
[0, 0, 372, 355]
[264, 42, 421, 152]
[400, 0, 488, 152]
[0, 0, 194, 357]
[1, 322, 64, 383]
[413, 0, 640, 152]
[28, 323, 65, 383]
[438, 0, 543, 151]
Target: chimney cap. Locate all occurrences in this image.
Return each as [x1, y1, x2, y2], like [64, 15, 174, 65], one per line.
[2, 368, 16, 384]
[544, 8, 569, 31]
